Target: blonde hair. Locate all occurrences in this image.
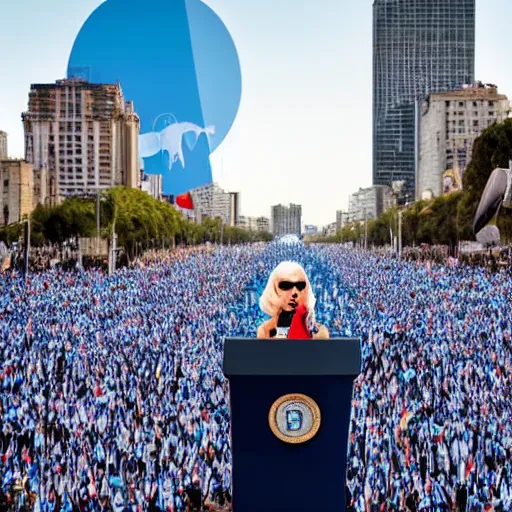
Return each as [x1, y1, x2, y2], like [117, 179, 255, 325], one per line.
[259, 261, 316, 325]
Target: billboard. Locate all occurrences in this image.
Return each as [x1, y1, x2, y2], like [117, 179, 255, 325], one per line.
[68, 0, 242, 197]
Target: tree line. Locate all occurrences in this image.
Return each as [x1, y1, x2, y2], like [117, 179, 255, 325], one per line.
[0, 187, 272, 256]
[314, 119, 512, 248]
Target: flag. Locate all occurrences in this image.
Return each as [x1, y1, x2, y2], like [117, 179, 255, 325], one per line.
[176, 192, 194, 210]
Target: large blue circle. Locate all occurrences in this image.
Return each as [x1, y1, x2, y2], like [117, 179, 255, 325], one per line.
[68, 0, 242, 194]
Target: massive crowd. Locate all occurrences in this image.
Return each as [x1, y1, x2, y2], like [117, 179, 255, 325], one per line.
[1, 241, 512, 511]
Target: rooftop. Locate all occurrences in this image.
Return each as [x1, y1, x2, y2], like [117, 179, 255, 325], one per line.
[430, 83, 507, 101]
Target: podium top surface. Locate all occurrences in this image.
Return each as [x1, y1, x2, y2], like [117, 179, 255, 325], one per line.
[223, 338, 361, 376]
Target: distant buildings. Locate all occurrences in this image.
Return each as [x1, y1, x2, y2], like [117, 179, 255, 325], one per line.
[323, 222, 337, 237]
[229, 192, 240, 227]
[336, 210, 349, 231]
[0, 131, 7, 160]
[140, 172, 162, 201]
[271, 203, 302, 236]
[373, 0, 475, 198]
[348, 185, 394, 222]
[0, 160, 34, 225]
[304, 225, 318, 235]
[417, 83, 510, 200]
[188, 182, 239, 226]
[22, 78, 140, 205]
[237, 215, 270, 232]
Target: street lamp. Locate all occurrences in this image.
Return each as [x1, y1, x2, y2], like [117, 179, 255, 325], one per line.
[398, 210, 403, 258]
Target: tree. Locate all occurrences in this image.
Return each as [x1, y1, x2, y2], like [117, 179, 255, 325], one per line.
[457, 119, 512, 241]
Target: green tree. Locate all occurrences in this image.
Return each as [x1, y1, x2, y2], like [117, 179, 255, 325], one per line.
[457, 119, 512, 240]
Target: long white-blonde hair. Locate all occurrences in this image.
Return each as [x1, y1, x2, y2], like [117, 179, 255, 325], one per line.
[259, 261, 316, 326]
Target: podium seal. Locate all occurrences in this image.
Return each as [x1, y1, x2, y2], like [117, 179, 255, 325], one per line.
[268, 394, 321, 444]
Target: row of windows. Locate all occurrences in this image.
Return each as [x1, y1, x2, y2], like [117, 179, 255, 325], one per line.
[446, 100, 496, 108]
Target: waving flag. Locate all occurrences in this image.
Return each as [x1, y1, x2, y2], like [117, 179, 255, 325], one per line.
[176, 192, 194, 210]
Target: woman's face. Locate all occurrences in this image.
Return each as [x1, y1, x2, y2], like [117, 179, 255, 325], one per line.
[276, 268, 308, 312]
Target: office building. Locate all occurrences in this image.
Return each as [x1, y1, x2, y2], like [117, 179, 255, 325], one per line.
[189, 182, 238, 224]
[417, 83, 509, 199]
[348, 185, 394, 222]
[22, 78, 140, 204]
[0, 160, 34, 225]
[271, 203, 302, 236]
[373, 0, 475, 198]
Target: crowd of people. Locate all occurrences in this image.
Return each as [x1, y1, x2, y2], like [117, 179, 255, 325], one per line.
[1, 240, 512, 511]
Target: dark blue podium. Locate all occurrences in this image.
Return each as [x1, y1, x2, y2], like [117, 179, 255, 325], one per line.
[223, 338, 361, 512]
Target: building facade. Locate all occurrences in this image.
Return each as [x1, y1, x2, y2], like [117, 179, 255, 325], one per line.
[348, 185, 394, 222]
[417, 84, 509, 199]
[189, 182, 238, 224]
[22, 78, 140, 205]
[323, 222, 337, 237]
[0, 131, 7, 160]
[0, 160, 34, 225]
[229, 192, 240, 227]
[271, 204, 302, 236]
[237, 215, 270, 232]
[140, 172, 162, 200]
[336, 210, 349, 231]
[373, 0, 475, 198]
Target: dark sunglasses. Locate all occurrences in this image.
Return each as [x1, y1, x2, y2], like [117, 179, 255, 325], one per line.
[278, 280, 306, 291]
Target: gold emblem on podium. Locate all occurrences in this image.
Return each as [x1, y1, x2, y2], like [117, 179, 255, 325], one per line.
[268, 394, 321, 444]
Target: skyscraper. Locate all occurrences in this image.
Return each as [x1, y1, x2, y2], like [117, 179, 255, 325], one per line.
[373, 0, 475, 198]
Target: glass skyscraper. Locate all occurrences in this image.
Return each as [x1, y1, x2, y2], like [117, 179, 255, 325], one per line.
[373, 0, 475, 198]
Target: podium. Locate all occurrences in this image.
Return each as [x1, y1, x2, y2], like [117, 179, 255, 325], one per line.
[223, 338, 361, 512]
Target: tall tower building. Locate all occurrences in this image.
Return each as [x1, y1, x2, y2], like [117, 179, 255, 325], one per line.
[271, 204, 302, 236]
[228, 192, 240, 227]
[373, 0, 475, 199]
[0, 131, 7, 160]
[22, 78, 140, 204]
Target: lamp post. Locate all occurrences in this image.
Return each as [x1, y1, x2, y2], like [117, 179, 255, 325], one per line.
[398, 210, 403, 258]
[23, 218, 30, 279]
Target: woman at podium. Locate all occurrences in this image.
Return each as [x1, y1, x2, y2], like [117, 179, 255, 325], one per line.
[256, 261, 329, 339]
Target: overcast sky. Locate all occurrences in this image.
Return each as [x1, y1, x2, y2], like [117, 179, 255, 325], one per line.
[1, 0, 511, 226]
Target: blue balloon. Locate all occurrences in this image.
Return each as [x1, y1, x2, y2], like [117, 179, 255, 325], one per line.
[68, 0, 242, 196]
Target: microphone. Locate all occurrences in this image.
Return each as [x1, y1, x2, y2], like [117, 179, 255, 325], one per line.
[275, 310, 295, 338]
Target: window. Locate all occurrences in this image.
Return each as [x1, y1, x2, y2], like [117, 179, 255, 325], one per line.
[3, 179, 8, 188]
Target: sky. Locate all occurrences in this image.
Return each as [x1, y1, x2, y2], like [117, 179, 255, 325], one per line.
[0, 0, 511, 226]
